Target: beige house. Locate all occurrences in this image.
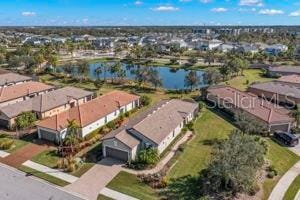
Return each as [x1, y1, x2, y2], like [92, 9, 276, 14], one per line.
[102, 99, 199, 162]
[0, 87, 93, 129]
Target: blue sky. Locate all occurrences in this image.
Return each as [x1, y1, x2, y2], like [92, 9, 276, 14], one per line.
[0, 0, 299, 26]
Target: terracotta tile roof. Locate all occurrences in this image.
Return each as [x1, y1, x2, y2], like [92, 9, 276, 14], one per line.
[36, 91, 140, 131]
[0, 73, 32, 86]
[277, 75, 300, 85]
[0, 87, 93, 118]
[0, 82, 54, 104]
[207, 86, 293, 124]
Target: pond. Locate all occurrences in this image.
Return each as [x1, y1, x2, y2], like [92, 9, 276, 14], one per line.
[67, 62, 205, 90]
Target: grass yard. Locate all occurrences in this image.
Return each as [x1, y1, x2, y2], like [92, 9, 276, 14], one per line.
[0, 134, 29, 153]
[107, 171, 159, 200]
[18, 165, 69, 187]
[227, 69, 274, 91]
[283, 175, 300, 200]
[167, 108, 235, 180]
[262, 139, 300, 200]
[97, 194, 114, 200]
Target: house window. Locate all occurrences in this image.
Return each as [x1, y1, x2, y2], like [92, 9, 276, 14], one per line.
[114, 141, 118, 146]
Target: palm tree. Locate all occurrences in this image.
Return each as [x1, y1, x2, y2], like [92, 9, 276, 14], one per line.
[77, 60, 89, 83]
[94, 66, 102, 80]
[184, 71, 200, 91]
[64, 120, 79, 153]
[291, 105, 300, 128]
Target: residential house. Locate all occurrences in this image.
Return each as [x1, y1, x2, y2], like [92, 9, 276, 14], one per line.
[36, 91, 140, 143]
[277, 75, 300, 85]
[268, 66, 300, 76]
[0, 82, 54, 107]
[206, 86, 293, 132]
[0, 87, 93, 129]
[264, 44, 288, 56]
[0, 73, 32, 88]
[101, 99, 198, 162]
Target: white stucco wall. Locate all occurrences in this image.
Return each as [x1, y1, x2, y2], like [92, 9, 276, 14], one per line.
[157, 122, 183, 153]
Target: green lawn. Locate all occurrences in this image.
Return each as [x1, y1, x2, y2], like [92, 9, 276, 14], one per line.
[262, 140, 300, 200]
[0, 134, 29, 153]
[18, 165, 69, 187]
[284, 175, 300, 200]
[107, 171, 159, 200]
[31, 149, 94, 177]
[227, 69, 274, 91]
[97, 194, 114, 200]
[167, 109, 235, 179]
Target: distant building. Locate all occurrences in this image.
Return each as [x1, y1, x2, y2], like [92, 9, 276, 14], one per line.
[264, 44, 288, 56]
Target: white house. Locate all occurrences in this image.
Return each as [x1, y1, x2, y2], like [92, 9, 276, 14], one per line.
[101, 99, 199, 162]
[36, 91, 140, 144]
[264, 44, 288, 56]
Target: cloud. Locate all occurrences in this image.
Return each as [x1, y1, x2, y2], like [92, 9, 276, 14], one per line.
[211, 7, 228, 12]
[239, 0, 263, 7]
[259, 9, 284, 15]
[200, 0, 212, 3]
[134, 1, 143, 5]
[179, 0, 192, 2]
[289, 10, 300, 17]
[21, 11, 36, 17]
[152, 6, 180, 11]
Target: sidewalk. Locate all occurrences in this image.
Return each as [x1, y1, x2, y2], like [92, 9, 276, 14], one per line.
[268, 161, 300, 200]
[124, 131, 193, 175]
[23, 160, 78, 183]
[100, 187, 138, 200]
[0, 150, 9, 158]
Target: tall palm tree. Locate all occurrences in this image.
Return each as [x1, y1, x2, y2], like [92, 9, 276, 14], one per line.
[64, 120, 79, 153]
[94, 66, 102, 80]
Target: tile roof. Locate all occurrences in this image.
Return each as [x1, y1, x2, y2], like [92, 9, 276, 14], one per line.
[0, 87, 93, 118]
[277, 75, 300, 85]
[0, 82, 54, 104]
[0, 73, 32, 86]
[249, 81, 300, 99]
[36, 91, 140, 131]
[207, 86, 293, 124]
[269, 66, 300, 74]
[103, 99, 198, 147]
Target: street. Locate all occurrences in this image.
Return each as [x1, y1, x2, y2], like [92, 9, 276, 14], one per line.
[0, 164, 84, 200]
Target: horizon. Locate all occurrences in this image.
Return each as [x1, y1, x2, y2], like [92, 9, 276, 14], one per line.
[0, 0, 300, 26]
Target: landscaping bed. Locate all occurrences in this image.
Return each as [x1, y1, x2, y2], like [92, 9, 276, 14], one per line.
[0, 134, 29, 153]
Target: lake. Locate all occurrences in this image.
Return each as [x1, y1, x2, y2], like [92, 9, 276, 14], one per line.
[74, 62, 205, 90]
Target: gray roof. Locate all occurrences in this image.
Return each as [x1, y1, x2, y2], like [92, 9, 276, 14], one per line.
[103, 99, 198, 148]
[0, 73, 32, 86]
[0, 87, 93, 118]
[249, 81, 300, 99]
[269, 66, 300, 74]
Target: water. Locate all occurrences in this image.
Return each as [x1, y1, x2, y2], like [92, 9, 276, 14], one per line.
[73, 62, 205, 90]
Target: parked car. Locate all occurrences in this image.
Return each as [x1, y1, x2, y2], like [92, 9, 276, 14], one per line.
[273, 131, 299, 147]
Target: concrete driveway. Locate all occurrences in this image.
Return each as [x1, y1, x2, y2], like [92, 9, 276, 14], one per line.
[65, 158, 123, 200]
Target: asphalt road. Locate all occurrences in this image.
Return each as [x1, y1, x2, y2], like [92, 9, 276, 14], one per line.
[0, 164, 84, 200]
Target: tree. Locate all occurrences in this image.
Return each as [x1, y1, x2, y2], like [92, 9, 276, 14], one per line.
[140, 95, 151, 106]
[77, 60, 89, 82]
[34, 53, 45, 70]
[94, 79, 104, 89]
[219, 64, 231, 81]
[64, 120, 79, 153]
[15, 112, 37, 130]
[62, 62, 74, 77]
[148, 68, 162, 89]
[110, 61, 122, 83]
[203, 68, 222, 85]
[199, 130, 266, 197]
[235, 111, 267, 135]
[48, 54, 58, 72]
[187, 56, 197, 66]
[184, 71, 200, 90]
[136, 148, 159, 166]
[94, 66, 102, 80]
[291, 105, 300, 128]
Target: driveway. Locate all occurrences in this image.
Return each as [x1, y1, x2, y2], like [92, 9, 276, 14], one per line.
[65, 158, 123, 200]
[0, 163, 83, 200]
[289, 144, 300, 157]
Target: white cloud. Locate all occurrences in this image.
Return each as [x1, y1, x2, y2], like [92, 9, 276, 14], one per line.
[152, 6, 180, 11]
[200, 0, 212, 3]
[239, 0, 263, 7]
[259, 9, 284, 15]
[289, 10, 300, 17]
[211, 7, 228, 12]
[179, 0, 192, 2]
[134, 1, 143, 5]
[21, 11, 36, 17]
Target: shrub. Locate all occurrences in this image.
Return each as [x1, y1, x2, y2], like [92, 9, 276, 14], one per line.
[84, 128, 101, 141]
[106, 121, 116, 130]
[140, 95, 151, 106]
[199, 102, 205, 111]
[267, 171, 276, 179]
[0, 139, 14, 150]
[186, 122, 194, 131]
[56, 156, 79, 173]
[136, 148, 159, 166]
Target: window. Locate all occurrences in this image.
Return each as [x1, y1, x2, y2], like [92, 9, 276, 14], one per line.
[114, 141, 118, 146]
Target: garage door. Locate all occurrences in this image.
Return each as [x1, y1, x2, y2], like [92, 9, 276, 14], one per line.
[270, 124, 290, 133]
[105, 146, 128, 162]
[39, 130, 57, 143]
[0, 119, 9, 128]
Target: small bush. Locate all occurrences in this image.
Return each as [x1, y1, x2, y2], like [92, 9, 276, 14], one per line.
[106, 121, 116, 130]
[0, 139, 14, 150]
[140, 95, 151, 106]
[186, 122, 194, 131]
[267, 171, 276, 179]
[84, 128, 100, 141]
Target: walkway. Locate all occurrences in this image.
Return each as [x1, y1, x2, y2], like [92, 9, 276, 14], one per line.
[100, 187, 138, 200]
[268, 161, 300, 200]
[124, 131, 193, 175]
[22, 160, 78, 183]
[0, 143, 50, 168]
[0, 150, 9, 158]
[65, 158, 123, 200]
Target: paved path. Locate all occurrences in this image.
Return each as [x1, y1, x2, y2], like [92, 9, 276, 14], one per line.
[100, 187, 138, 200]
[65, 158, 123, 200]
[0, 150, 9, 158]
[268, 161, 300, 200]
[0, 143, 49, 167]
[23, 160, 78, 183]
[0, 163, 84, 200]
[124, 131, 193, 175]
